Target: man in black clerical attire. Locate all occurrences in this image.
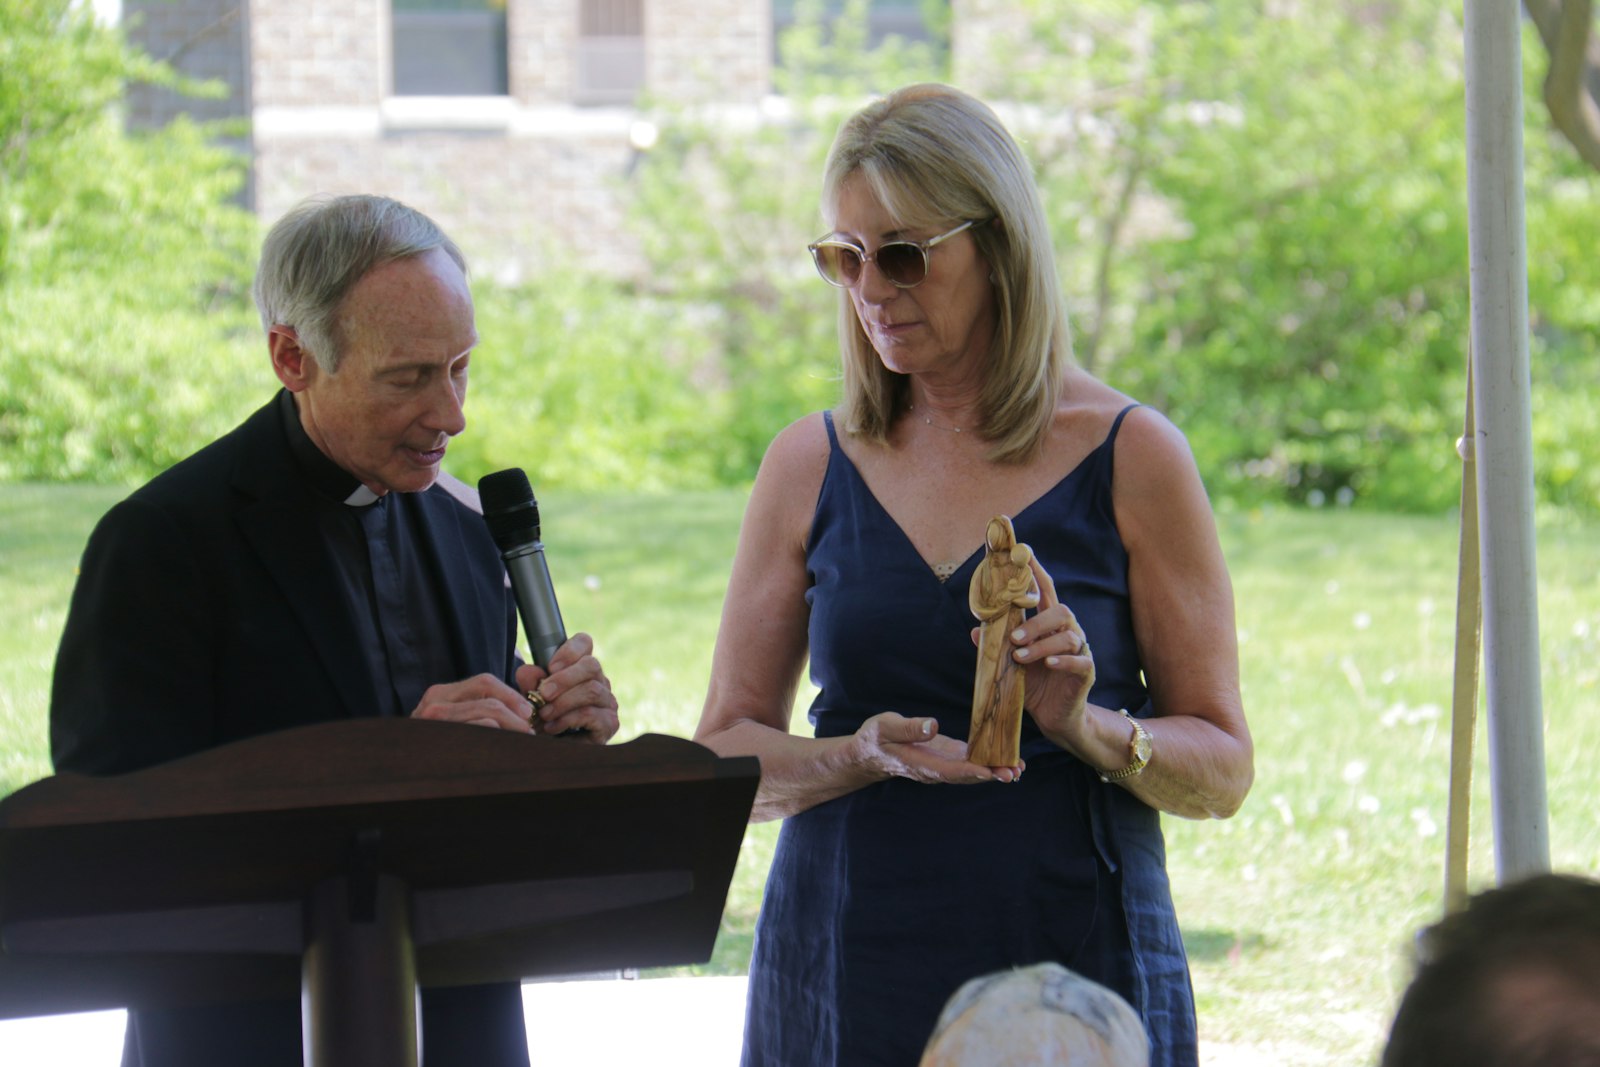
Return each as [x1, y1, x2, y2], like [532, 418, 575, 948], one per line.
[51, 194, 621, 1067]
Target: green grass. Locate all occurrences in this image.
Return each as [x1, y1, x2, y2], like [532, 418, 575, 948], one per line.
[3, 486, 1597, 1065]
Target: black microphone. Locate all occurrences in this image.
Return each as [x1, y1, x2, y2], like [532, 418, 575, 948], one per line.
[478, 468, 567, 669]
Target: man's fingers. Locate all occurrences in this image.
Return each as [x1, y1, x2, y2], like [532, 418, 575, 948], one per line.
[542, 632, 597, 675]
[514, 662, 549, 696]
[535, 681, 619, 737]
[412, 694, 534, 732]
[542, 708, 619, 743]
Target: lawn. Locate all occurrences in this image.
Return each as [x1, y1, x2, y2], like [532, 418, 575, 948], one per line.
[2, 484, 1596, 1066]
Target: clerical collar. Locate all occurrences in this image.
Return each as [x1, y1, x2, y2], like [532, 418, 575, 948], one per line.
[276, 389, 383, 507]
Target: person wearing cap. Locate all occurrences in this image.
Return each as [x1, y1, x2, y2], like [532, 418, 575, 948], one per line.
[921, 963, 1150, 1067]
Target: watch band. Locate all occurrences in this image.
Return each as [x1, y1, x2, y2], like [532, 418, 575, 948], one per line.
[1099, 708, 1151, 783]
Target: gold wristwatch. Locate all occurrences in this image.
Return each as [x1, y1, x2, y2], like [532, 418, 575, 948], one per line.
[1099, 708, 1151, 783]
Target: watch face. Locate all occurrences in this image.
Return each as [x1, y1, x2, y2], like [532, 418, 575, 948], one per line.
[1132, 721, 1151, 762]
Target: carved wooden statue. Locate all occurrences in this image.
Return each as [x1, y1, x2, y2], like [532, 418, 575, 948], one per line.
[967, 516, 1057, 767]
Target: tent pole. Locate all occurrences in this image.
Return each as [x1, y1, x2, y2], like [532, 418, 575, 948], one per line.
[1462, 0, 1549, 882]
[1444, 354, 1482, 916]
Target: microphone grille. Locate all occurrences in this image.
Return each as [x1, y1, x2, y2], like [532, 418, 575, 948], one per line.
[477, 468, 540, 548]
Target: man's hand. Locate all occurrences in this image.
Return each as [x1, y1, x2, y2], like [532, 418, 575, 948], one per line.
[410, 674, 537, 731]
[517, 632, 620, 743]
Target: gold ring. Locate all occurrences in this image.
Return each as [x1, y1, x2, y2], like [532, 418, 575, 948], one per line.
[525, 689, 548, 712]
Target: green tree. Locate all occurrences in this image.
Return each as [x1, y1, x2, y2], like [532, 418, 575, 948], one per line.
[620, 0, 1600, 512]
[616, 0, 951, 483]
[1, 0, 260, 484]
[969, 0, 1600, 513]
[8, 0, 1592, 514]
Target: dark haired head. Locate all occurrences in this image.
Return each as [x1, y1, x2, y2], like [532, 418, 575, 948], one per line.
[1382, 873, 1600, 1067]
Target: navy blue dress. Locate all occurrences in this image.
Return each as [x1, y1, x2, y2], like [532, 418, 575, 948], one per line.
[741, 407, 1198, 1067]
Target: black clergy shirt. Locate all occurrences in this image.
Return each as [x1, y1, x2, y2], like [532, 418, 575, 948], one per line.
[277, 389, 460, 717]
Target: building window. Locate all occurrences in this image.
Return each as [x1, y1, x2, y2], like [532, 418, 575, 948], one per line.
[772, 0, 943, 59]
[392, 0, 509, 96]
[576, 0, 645, 106]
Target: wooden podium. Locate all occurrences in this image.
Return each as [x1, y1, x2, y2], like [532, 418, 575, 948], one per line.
[0, 720, 760, 1065]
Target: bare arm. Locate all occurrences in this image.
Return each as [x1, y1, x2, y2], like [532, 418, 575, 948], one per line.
[693, 415, 1015, 822]
[1015, 408, 1253, 819]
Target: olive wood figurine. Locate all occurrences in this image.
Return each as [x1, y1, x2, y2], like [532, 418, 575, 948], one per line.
[967, 516, 1058, 767]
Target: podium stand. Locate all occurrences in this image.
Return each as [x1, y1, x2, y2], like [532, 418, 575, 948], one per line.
[0, 720, 760, 1064]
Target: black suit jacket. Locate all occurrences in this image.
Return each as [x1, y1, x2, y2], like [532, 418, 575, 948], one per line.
[50, 394, 530, 1067]
[52, 393, 518, 773]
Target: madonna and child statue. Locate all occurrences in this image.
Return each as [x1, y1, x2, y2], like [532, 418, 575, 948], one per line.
[967, 515, 1057, 767]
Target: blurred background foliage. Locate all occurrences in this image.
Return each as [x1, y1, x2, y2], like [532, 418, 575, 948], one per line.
[2, 0, 1597, 515]
[1, 0, 261, 482]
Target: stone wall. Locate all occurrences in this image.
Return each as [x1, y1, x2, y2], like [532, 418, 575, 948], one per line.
[250, 0, 388, 109]
[510, 0, 577, 106]
[253, 129, 641, 283]
[124, 0, 253, 202]
[120, 0, 828, 277]
[125, 0, 251, 127]
[649, 0, 770, 106]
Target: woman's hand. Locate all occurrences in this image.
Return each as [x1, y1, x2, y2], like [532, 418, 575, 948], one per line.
[992, 601, 1097, 749]
[847, 712, 1023, 785]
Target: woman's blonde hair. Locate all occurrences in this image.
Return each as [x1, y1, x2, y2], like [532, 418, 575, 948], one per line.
[821, 83, 1072, 462]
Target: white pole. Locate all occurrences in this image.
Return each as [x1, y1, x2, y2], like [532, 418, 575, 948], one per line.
[1462, 0, 1549, 882]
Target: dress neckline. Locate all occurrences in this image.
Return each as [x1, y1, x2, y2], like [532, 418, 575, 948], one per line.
[818, 409, 1127, 587]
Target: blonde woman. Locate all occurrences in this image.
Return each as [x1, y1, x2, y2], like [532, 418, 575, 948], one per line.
[694, 84, 1251, 1067]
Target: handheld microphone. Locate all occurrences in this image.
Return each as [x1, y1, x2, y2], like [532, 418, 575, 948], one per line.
[478, 468, 567, 669]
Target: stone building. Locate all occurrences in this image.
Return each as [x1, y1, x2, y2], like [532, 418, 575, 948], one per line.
[124, 0, 967, 283]
[124, 0, 773, 280]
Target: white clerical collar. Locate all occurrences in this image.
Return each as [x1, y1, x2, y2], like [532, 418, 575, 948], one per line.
[344, 485, 382, 507]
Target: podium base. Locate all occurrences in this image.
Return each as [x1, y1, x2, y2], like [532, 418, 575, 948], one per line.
[302, 873, 419, 1067]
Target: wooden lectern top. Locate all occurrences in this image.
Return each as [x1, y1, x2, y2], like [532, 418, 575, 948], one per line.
[0, 720, 760, 1020]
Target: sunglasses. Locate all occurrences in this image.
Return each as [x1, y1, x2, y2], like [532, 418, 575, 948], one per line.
[807, 218, 984, 290]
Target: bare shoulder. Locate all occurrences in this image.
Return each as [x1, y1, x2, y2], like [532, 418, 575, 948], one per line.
[758, 410, 832, 483]
[1107, 402, 1219, 556]
[746, 411, 834, 552]
[1056, 370, 1164, 460]
[1113, 404, 1201, 491]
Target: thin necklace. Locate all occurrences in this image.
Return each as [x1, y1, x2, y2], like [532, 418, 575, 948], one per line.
[908, 402, 969, 434]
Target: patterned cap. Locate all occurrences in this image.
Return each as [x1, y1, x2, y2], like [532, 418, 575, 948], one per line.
[919, 962, 1150, 1067]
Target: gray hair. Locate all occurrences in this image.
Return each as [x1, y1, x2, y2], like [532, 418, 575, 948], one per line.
[822, 83, 1072, 463]
[251, 194, 467, 373]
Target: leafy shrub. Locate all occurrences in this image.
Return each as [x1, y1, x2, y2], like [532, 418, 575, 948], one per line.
[979, 0, 1600, 514]
[1, 1, 261, 483]
[3, 0, 1596, 519]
